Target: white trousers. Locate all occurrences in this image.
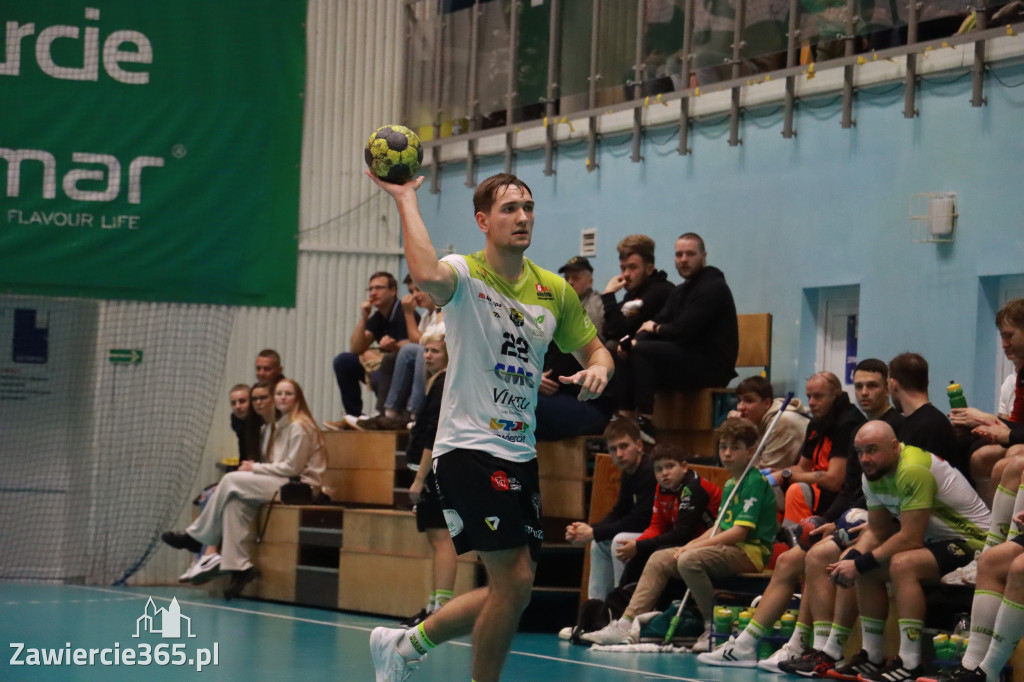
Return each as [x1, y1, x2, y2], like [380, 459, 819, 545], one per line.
[588, 531, 642, 600]
[187, 471, 285, 572]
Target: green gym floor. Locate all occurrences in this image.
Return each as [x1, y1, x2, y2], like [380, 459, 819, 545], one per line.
[0, 582, 781, 681]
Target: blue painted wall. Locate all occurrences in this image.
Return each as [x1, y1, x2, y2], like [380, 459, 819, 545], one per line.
[413, 64, 1024, 411]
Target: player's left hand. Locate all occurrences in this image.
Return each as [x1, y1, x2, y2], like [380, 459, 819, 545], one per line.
[559, 365, 609, 401]
[238, 460, 254, 472]
[827, 559, 858, 588]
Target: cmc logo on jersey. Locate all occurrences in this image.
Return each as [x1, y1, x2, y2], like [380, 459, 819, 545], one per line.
[492, 362, 534, 387]
[489, 418, 529, 443]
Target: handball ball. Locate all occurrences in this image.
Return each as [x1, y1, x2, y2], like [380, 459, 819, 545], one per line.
[835, 508, 868, 548]
[796, 516, 826, 551]
[365, 124, 423, 184]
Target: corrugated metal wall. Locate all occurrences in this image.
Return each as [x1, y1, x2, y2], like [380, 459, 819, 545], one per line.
[131, 0, 406, 585]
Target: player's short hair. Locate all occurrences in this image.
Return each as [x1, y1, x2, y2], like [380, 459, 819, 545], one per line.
[854, 358, 889, 380]
[889, 352, 929, 392]
[677, 232, 706, 253]
[257, 349, 281, 367]
[369, 271, 398, 290]
[616, 234, 656, 265]
[473, 173, 533, 215]
[736, 375, 773, 401]
[996, 298, 1024, 331]
[603, 418, 643, 444]
[651, 443, 689, 465]
[716, 417, 759, 449]
[230, 383, 250, 394]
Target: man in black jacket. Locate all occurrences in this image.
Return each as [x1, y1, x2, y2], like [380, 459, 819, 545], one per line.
[565, 419, 656, 600]
[601, 234, 674, 353]
[614, 233, 738, 442]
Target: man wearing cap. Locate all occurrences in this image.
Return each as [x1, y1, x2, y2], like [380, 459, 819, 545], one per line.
[559, 256, 604, 336]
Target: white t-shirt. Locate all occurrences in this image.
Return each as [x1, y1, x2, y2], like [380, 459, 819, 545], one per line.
[432, 252, 596, 462]
[999, 371, 1017, 418]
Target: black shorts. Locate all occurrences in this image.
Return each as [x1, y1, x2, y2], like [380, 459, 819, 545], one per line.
[415, 472, 446, 532]
[925, 538, 976, 576]
[433, 448, 543, 562]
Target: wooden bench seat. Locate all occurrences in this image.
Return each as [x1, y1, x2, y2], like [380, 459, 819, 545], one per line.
[337, 508, 479, 617]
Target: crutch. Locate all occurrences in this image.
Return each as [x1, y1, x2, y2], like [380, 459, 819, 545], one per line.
[663, 392, 795, 644]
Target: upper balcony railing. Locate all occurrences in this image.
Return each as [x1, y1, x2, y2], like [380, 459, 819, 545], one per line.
[403, 0, 1024, 181]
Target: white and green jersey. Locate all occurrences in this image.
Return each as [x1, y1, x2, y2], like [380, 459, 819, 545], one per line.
[433, 252, 596, 462]
[862, 444, 990, 552]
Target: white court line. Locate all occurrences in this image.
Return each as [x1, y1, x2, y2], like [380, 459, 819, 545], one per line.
[73, 586, 704, 681]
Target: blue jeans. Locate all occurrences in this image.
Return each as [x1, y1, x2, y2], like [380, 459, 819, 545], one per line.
[383, 342, 425, 416]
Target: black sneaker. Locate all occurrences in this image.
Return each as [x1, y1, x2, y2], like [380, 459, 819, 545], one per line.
[779, 649, 838, 677]
[399, 609, 429, 628]
[635, 416, 657, 444]
[827, 650, 884, 680]
[917, 665, 986, 682]
[161, 530, 202, 554]
[856, 655, 925, 682]
[223, 566, 259, 600]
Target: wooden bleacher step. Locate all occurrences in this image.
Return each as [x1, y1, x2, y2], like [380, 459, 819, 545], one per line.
[338, 508, 478, 617]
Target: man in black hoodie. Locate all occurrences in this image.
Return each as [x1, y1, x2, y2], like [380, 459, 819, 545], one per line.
[614, 233, 738, 441]
[600, 234, 674, 352]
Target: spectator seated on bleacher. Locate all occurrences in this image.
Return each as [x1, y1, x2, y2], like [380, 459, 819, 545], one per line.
[329, 271, 418, 427]
[564, 419, 655, 601]
[950, 298, 1024, 504]
[613, 233, 738, 443]
[163, 378, 327, 600]
[583, 418, 777, 653]
[614, 444, 722, 588]
[600, 235, 673, 436]
[535, 341, 615, 441]
[763, 372, 863, 526]
[558, 256, 604, 336]
[887, 352, 963, 474]
[729, 375, 810, 512]
[352, 278, 443, 432]
[821, 421, 989, 682]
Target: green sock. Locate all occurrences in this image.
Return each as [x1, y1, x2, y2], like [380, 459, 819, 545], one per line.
[435, 589, 453, 609]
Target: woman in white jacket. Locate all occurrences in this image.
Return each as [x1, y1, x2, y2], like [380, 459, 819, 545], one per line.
[163, 378, 326, 598]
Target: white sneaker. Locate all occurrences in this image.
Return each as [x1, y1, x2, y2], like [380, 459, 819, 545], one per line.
[690, 629, 711, 653]
[188, 553, 223, 585]
[757, 640, 806, 673]
[697, 636, 758, 667]
[958, 558, 978, 585]
[581, 619, 632, 645]
[343, 414, 366, 430]
[558, 626, 573, 640]
[942, 558, 978, 585]
[370, 627, 422, 682]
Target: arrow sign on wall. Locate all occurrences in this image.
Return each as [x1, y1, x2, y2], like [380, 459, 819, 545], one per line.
[109, 349, 143, 364]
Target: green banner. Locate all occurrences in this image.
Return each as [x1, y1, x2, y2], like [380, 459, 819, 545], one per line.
[0, 1, 304, 307]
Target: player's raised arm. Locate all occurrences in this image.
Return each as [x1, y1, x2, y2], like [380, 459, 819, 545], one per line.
[366, 171, 455, 305]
